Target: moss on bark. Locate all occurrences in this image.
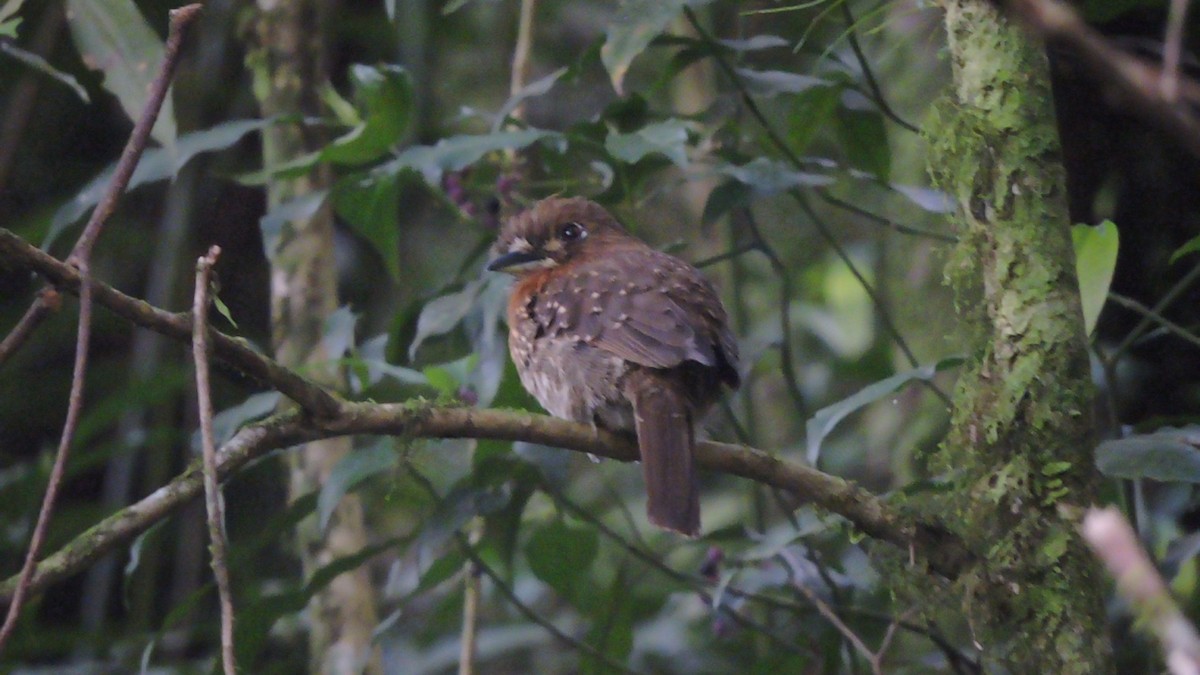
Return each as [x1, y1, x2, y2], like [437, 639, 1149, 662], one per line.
[924, 0, 1113, 671]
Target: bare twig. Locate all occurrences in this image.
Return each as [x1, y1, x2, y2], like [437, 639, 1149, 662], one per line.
[0, 228, 344, 417]
[1107, 292, 1200, 351]
[1003, 0, 1200, 159]
[457, 522, 482, 675]
[816, 190, 958, 243]
[1082, 507, 1200, 674]
[193, 246, 237, 675]
[455, 532, 648, 675]
[509, 0, 537, 105]
[1160, 0, 1191, 101]
[839, 1, 920, 133]
[0, 4, 202, 368]
[0, 262, 95, 652]
[1110, 262, 1200, 363]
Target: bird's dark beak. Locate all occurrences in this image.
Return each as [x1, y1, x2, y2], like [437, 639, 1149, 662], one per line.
[487, 250, 548, 273]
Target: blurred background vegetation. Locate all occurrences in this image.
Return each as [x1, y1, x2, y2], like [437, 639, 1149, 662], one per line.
[0, 0, 1197, 672]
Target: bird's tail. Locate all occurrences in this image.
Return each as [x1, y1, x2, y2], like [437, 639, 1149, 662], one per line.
[626, 370, 700, 537]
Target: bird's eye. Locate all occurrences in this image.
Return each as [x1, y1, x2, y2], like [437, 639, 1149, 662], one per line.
[558, 222, 585, 242]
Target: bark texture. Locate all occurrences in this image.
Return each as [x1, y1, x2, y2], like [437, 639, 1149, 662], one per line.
[250, 1, 380, 672]
[926, 0, 1113, 671]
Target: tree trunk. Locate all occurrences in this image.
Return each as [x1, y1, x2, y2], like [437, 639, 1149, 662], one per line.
[250, 1, 381, 672]
[927, 0, 1113, 671]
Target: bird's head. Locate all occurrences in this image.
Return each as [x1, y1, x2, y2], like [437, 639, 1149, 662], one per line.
[487, 197, 629, 276]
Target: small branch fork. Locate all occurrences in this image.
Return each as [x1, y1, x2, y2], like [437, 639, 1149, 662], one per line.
[0, 4, 203, 654]
[193, 246, 237, 675]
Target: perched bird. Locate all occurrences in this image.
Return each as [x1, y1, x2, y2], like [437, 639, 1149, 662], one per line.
[487, 197, 740, 536]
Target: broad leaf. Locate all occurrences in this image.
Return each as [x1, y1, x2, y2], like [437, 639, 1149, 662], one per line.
[525, 519, 598, 603]
[807, 358, 961, 464]
[322, 64, 413, 165]
[408, 279, 487, 360]
[1170, 233, 1200, 265]
[601, 0, 712, 95]
[259, 190, 329, 259]
[1096, 427, 1200, 482]
[66, 0, 176, 150]
[492, 67, 567, 132]
[0, 41, 90, 101]
[1071, 220, 1118, 335]
[736, 67, 829, 98]
[50, 119, 271, 244]
[717, 157, 834, 194]
[606, 119, 691, 167]
[380, 128, 558, 185]
[334, 171, 401, 279]
[318, 440, 397, 532]
[835, 92, 889, 181]
[193, 391, 281, 452]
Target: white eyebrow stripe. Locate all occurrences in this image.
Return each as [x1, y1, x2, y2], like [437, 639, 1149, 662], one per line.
[508, 237, 533, 254]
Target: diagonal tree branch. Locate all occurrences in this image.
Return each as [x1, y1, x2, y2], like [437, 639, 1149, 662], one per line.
[0, 228, 343, 418]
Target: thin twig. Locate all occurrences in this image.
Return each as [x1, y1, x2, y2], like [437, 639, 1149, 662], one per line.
[0, 263, 94, 652]
[1082, 507, 1200, 674]
[1160, 0, 1190, 101]
[739, 208, 809, 417]
[0, 228, 344, 417]
[1107, 292, 1200, 352]
[1110, 263, 1200, 363]
[839, 2, 919, 133]
[0, 4, 202, 367]
[510, 0, 537, 105]
[455, 533, 649, 675]
[816, 190, 958, 243]
[457, 522, 482, 675]
[193, 246, 237, 675]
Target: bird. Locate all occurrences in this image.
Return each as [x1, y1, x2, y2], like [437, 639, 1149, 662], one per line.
[487, 196, 740, 536]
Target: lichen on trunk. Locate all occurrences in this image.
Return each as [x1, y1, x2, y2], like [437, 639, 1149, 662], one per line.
[925, 0, 1113, 671]
[249, 1, 380, 672]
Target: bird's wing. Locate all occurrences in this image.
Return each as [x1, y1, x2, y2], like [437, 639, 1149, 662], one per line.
[541, 247, 738, 383]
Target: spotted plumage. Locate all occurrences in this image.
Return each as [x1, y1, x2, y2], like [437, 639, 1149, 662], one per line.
[488, 197, 739, 536]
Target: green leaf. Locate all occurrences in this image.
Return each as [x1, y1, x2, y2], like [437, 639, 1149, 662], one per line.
[334, 172, 401, 279]
[49, 118, 271, 244]
[836, 101, 890, 181]
[212, 294, 238, 329]
[701, 179, 753, 225]
[606, 119, 691, 167]
[736, 67, 829, 98]
[0, 17, 18, 37]
[786, 85, 841, 155]
[259, 190, 329, 259]
[0, 0, 24, 23]
[381, 128, 558, 185]
[66, 0, 176, 151]
[1096, 427, 1200, 482]
[322, 64, 413, 165]
[601, 0, 711, 95]
[0, 41, 88, 100]
[318, 441, 397, 532]
[193, 392, 280, 452]
[493, 67, 567, 132]
[1071, 220, 1118, 335]
[806, 357, 962, 464]
[717, 157, 834, 194]
[525, 519, 599, 603]
[408, 279, 487, 359]
[1170, 233, 1200, 265]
